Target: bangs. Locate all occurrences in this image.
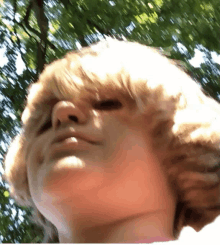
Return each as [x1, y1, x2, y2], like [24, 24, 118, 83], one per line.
[35, 49, 148, 110]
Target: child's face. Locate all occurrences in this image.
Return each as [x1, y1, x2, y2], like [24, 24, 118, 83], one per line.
[25, 83, 176, 232]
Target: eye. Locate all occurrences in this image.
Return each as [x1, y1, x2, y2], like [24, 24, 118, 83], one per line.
[38, 120, 52, 134]
[93, 99, 122, 110]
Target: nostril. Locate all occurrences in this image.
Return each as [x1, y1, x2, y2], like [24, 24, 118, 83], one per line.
[68, 115, 78, 122]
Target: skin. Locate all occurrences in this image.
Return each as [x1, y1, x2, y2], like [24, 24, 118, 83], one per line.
[26, 94, 177, 243]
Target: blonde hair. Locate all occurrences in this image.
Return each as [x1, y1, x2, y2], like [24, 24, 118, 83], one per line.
[4, 38, 220, 242]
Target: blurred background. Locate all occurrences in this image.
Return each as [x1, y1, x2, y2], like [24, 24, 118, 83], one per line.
[0, 0, 220, 243]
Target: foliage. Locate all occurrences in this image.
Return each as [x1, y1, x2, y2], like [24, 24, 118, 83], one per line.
[0, 0, 220, 242]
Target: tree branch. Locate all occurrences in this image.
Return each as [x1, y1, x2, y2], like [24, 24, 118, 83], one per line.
[17, 20, 56, 50]
[22, 0, 34, 24]
[32, 0, 49, 74]
[12, 0, 29, 70]
[19, 1, 55, 48]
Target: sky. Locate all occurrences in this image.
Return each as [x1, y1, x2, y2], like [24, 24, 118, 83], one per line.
[1, 44, 220, 243]
[153, 216, 220, 244]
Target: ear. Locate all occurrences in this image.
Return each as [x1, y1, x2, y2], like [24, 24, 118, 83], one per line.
[3, 134, 32, 206]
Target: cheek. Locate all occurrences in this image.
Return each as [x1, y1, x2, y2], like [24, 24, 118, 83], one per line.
[26, 132, 53, 168]
[27, 152, 42, 203]
[26, 136, 49, 201]
[27, 142, 44, 174]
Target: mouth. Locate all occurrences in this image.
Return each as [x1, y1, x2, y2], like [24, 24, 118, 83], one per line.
[53, 137, 93, 151]
[48, 130, 100, 157]
[52, 131, 97, 145]
[47, 137, 94, 161]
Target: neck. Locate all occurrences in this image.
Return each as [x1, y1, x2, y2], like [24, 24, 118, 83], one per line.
[58, 210, 175, 243]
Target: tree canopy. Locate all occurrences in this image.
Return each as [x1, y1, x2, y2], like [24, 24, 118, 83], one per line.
[0, 0, 220, 242]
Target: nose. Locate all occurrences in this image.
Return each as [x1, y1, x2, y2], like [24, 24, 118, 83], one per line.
[52, 101, 89, 129]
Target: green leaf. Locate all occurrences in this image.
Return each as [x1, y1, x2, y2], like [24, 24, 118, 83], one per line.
[3, 191, 9, 197]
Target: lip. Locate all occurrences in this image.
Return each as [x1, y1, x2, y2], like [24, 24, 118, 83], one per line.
[44, 129, 102, 161]
[48, 131, 97, 160]
[47, 137, 93, 161]
[51, 129, 100, 146]
[52, 137, 92, 152]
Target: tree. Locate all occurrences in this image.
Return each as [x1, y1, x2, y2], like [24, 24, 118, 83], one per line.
[0, 0, 220, 242]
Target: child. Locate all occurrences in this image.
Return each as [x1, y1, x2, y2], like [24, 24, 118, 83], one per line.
[4, 38, 220, 243]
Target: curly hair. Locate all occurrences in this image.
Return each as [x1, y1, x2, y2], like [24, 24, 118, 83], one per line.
[4, 38, 220, 242]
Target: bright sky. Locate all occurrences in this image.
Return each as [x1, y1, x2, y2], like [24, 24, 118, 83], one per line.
[179, 216, 220, 244]
[1, 44, 220, 243]
[151, 216, 220, 244]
